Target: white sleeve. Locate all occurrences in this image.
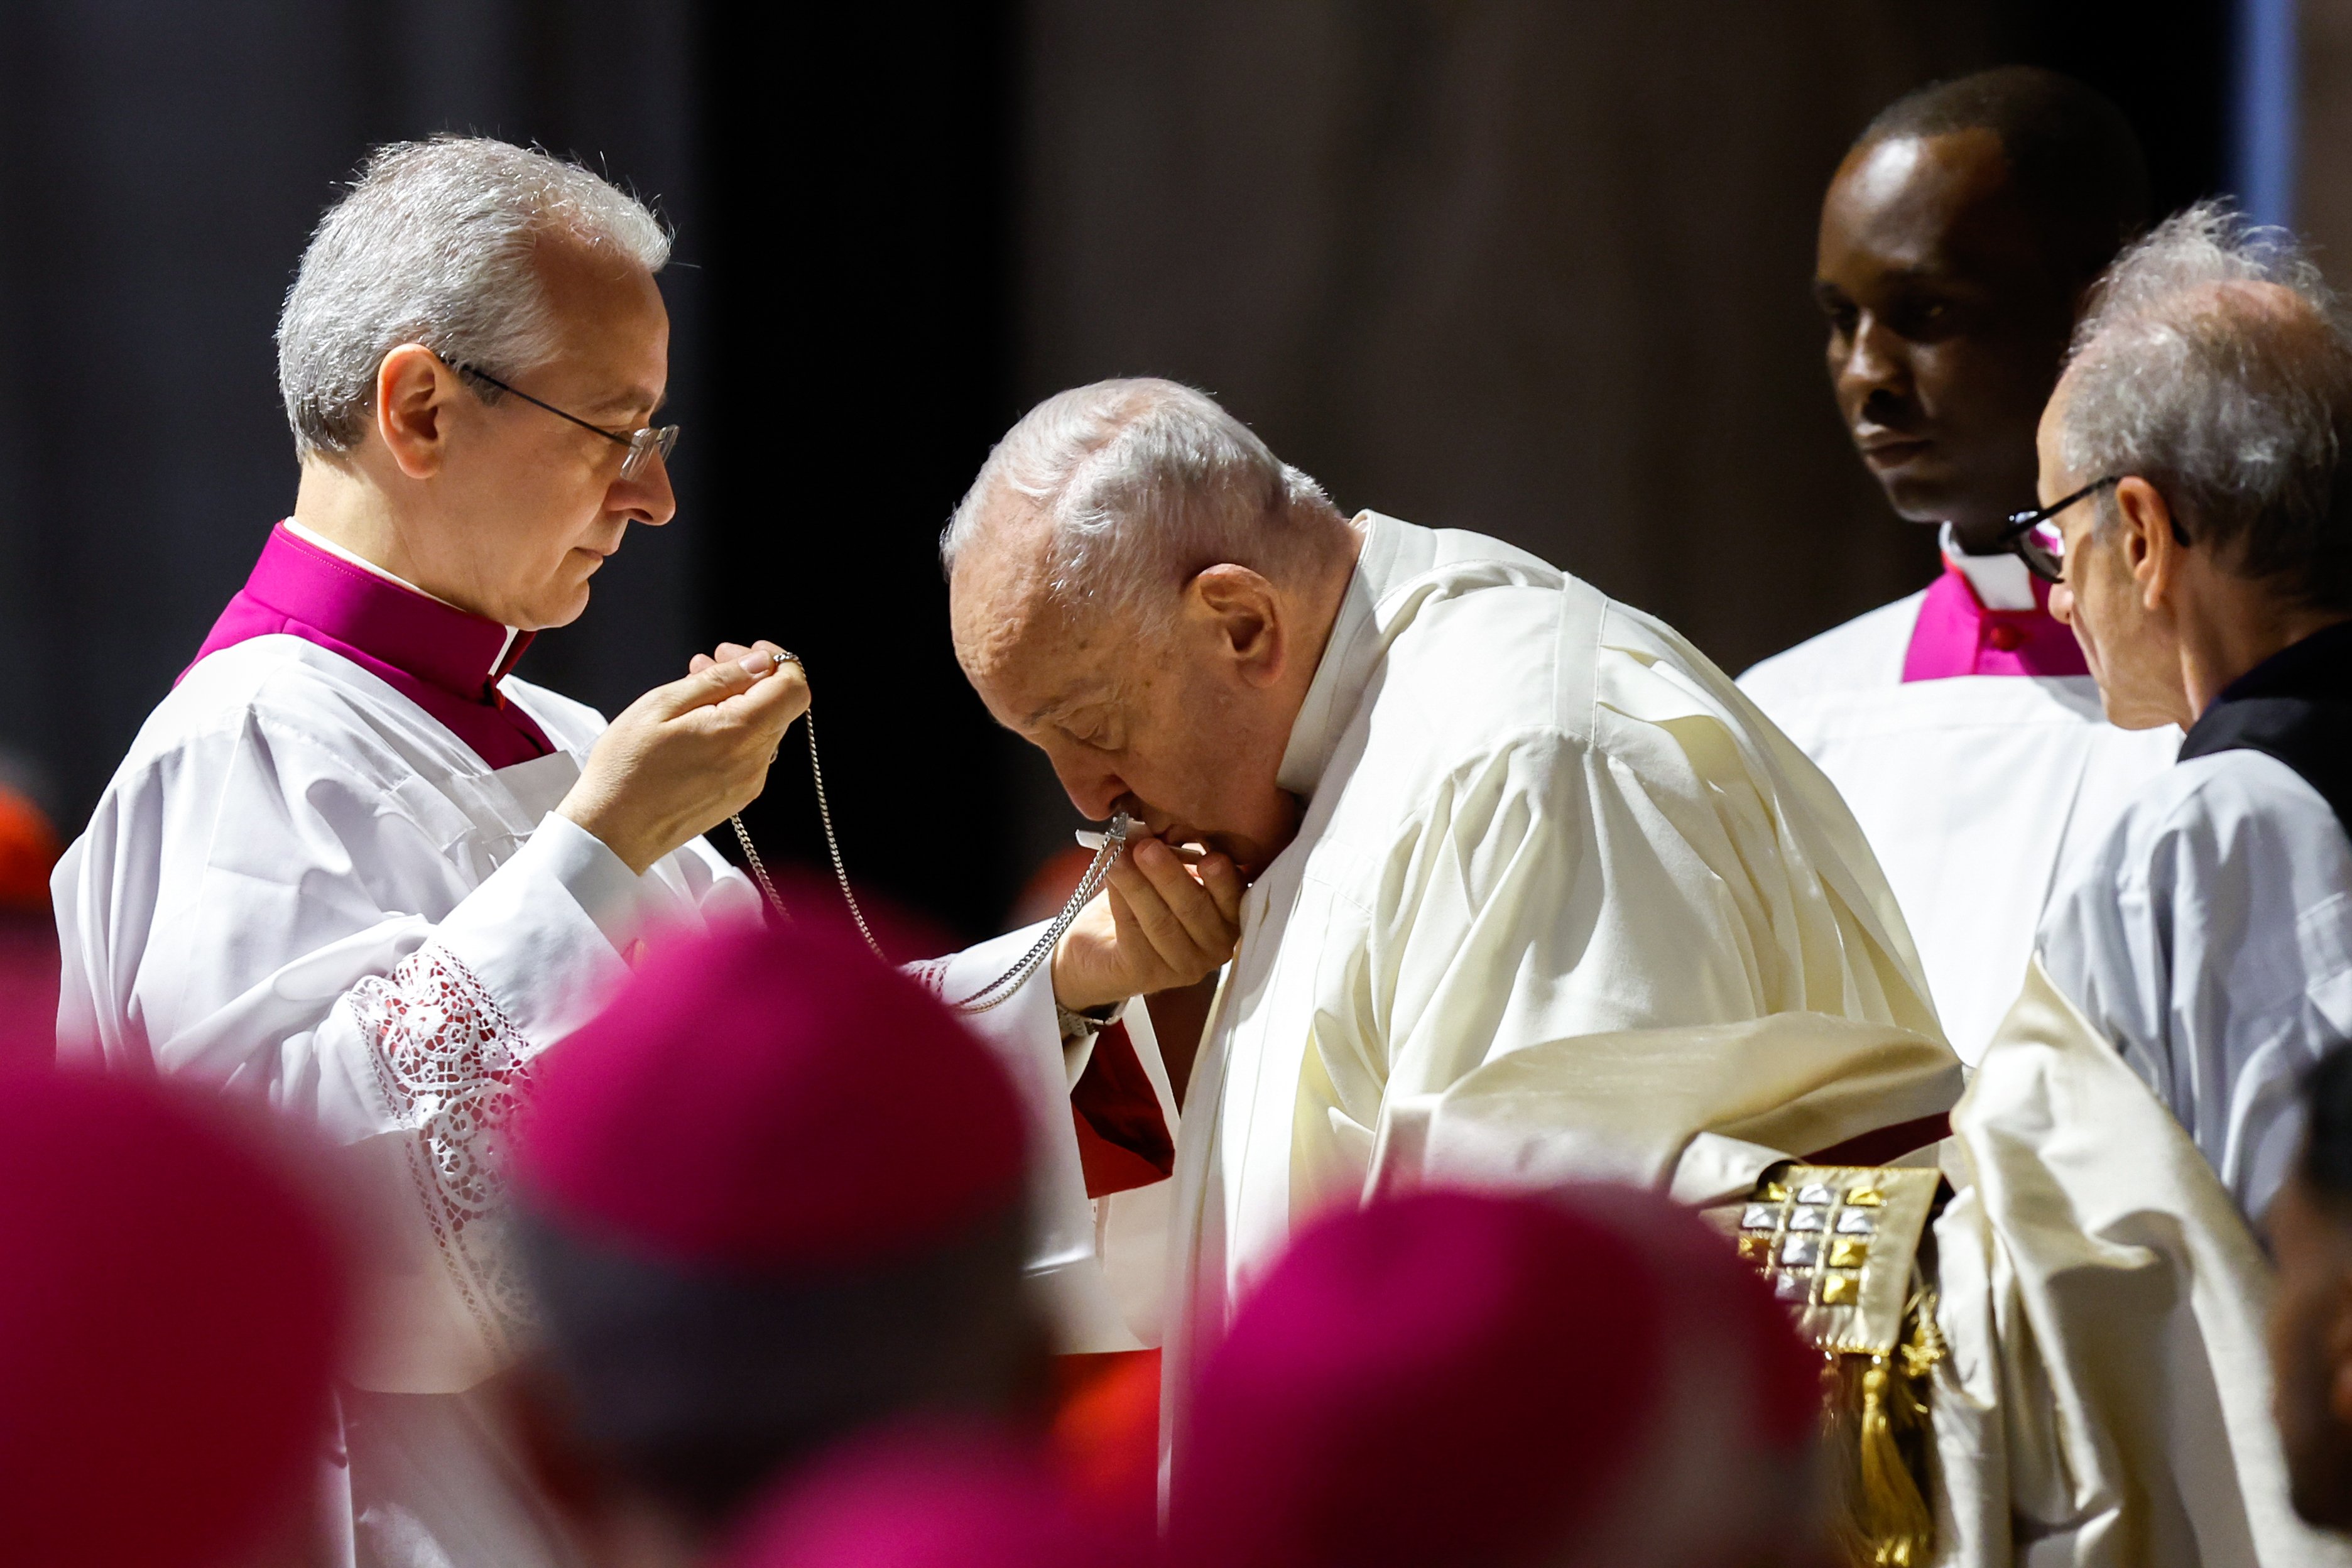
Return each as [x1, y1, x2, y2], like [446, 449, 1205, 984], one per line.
[2037, 757, 2352, 1221]
[53, 716, 660, 1393]
[1337, 727, 1939, 1205]
[909, 927, 1146, 1354]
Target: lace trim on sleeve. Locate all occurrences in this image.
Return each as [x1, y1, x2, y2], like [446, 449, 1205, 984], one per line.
[349, 943, 537, 1359]
[905, 957, 951, 998]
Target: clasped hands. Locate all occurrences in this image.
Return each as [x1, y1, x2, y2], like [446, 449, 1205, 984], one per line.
[557, 639, 807, 877]
[558, 636, 1243, 1009]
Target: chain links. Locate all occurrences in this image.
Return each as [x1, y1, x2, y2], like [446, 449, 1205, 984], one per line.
[726, 650, 1131, 1014]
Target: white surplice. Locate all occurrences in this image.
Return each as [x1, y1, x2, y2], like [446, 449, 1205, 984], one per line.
[52, 631, 1096, 1568]
[1739, 540, 2179, 1064]
[1151, 512, 1950, 1439]
[2035, 748, 2352, 1223]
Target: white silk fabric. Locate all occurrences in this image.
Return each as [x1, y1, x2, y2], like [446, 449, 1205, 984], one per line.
[1152, 513, 1951, 1437]
[1740, 592, 2179, 1065]
[1930, 956, 2352, 1568]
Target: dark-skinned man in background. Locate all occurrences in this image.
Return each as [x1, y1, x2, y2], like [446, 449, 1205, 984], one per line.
[1740, 68, 2178, 1064]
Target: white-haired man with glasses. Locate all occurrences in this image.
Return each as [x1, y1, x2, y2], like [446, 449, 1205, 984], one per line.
[1922, 205, 2352, 1564]
[50, 138, 1233, 1568]
[2023, 205, 2352, 1224]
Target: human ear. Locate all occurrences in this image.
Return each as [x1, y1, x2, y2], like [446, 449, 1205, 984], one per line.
[374, 344, 457, 481]
[1189, 564, 1284, 687]
[2111, 477, 2176, 612]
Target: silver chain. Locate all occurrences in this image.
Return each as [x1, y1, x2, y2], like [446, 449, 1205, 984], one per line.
[727, 651, 1132, 1014]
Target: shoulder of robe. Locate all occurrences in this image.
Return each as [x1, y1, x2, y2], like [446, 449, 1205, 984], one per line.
[1363, 583, 1596, 769]
[1734, 589, 1926, 710]
[2125, 749, 2332, 856]
[111, 635, 464, 795]
[2055, 749, 2342, 923]
[1363, 579, 1770, 799]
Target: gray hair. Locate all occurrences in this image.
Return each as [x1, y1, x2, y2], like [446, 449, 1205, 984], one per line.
[2060, 200, 2352, 609]
[940, 379, 1341, 626]
[276, 136, 671, 457]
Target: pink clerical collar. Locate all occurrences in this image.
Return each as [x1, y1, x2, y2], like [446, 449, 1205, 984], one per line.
[183, 521, 555, 769]
[1900, 529, 2089, 682]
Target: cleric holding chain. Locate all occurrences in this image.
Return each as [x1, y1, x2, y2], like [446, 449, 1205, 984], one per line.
[49, 136, 1233, 1568]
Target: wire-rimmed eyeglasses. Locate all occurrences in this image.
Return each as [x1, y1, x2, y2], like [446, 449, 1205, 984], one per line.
[1996, 475, 2121, 583]
[446, 359, 679, 481]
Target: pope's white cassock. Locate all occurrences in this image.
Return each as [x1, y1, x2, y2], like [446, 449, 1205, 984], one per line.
[1103, 512, 1966, 1438]
[1739, 528, 2178, 1063]
[51, 521, 1115, 1568]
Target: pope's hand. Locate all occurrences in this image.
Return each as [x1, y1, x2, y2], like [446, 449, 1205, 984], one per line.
[557, 642, 810, 875]
[1050, 836, 1244, 1012]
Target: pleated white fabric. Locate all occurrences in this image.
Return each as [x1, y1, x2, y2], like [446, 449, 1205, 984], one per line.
[1150, 512, 1949, 1452]
[1931, 956, 2352, 1568]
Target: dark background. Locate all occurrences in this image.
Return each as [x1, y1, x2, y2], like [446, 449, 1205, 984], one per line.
[0, 1, 2245, 942]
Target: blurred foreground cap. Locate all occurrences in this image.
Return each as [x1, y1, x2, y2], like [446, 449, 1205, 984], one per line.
[1169, 1185, 1821, 1568]
[514, 918, 1030, 1270]
[0, 1065, 346, 1567]
[721, 1423, 1126, 1568]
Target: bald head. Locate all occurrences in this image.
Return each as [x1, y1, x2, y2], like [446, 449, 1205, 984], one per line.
[943, 381, 1359, 871]
[942, 379, 1348, 640]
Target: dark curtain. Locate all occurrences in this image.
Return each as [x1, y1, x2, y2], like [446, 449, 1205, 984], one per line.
[697, 6, 1030, 942]
[0, 0, 703, 836]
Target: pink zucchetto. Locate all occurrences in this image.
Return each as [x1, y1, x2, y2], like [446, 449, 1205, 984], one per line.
[1168, 1185, 1825, 1568]
[721, 1423, 1136, 1568]
[0, 1065, 347, 1568]
[513, 917, 1030, 1269]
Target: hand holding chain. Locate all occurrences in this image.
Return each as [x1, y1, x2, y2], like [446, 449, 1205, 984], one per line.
[727, 650, 1137, 1015]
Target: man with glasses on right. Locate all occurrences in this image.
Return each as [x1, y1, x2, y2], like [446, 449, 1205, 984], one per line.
[2019, 202, 2352, 1225]
[1919, 204, 2352, 1564]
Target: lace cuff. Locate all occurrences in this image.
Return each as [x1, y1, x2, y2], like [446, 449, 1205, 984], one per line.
[349, 942, 536, 1360]
[905, 956, 952, 998]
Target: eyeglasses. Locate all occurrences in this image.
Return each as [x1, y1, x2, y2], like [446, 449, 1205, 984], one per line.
[1997, 476, 2121, 583]
[1999, 475, 2196, 584]
[445, 359, 679, 481]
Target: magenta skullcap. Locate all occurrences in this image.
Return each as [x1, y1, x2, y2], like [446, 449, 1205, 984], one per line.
[514, 917, 1031, 1269]
[720, 1422, 1132, 1568]
[0, 1067, 347, 1567]
[1169, 1185, 1822, 1568]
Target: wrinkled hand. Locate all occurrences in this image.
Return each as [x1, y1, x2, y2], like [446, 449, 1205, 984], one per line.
[556, 641, 809, 874]
[1050, 836, 1244, 1012]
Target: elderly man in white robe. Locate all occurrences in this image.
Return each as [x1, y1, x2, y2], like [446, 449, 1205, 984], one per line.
[51, 139, 1229, 1568]
[1927, 205, 2352, 1566]
[942, 378, 1968, 1444]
